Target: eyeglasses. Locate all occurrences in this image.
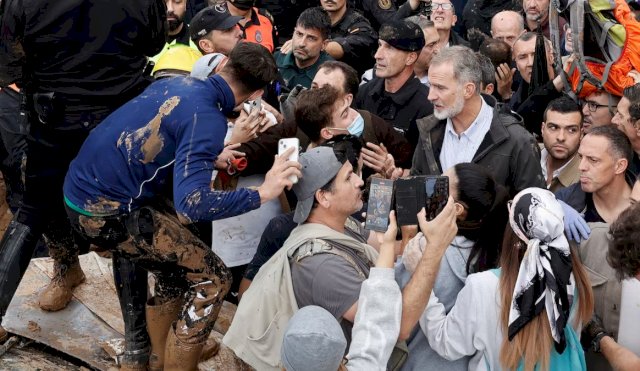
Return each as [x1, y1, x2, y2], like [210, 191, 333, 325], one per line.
[584, 100, 609, 112]
[431, 2, 454, 10]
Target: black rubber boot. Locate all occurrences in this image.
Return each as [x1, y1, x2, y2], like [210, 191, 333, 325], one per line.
[0, 219, 40, 317]
[112, 252, 151, 367]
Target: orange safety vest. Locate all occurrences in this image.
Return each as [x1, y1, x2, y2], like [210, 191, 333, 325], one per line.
[239, 7, 276, 53]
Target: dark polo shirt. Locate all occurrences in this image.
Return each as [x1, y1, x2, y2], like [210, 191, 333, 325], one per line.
[274, 50, 333, 90]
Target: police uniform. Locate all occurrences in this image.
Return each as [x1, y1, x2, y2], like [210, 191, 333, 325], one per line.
[0, 0, 167, 362]
[356, 0, 415, 32]
[354, 20, 432, 149]
[240, 7, 279, 52]
[329, 8, 378, 75]
[256, 0, 316, 45]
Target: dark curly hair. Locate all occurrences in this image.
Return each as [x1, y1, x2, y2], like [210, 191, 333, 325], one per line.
[607, 200, 640, 280]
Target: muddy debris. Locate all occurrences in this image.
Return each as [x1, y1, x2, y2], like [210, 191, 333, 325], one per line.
[27, 320, 41, 333]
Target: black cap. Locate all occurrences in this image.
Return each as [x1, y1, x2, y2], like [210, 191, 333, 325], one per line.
[190, 4, 243, 41]
[379, 20, 425, 52]
[228, 0, 255, 10]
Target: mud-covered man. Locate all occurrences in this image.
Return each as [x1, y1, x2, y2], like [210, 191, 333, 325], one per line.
[0, 0, 167, 350]
[62, 42, 301, 370]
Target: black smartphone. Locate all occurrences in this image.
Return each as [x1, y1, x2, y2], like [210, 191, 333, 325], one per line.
[365, 178, 395, 232]
[394, 176, 427, 226]
[424, 176, 449, 221]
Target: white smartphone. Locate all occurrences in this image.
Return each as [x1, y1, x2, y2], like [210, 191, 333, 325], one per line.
[244, 97, 262, 115]
[278, 137, 299, 184]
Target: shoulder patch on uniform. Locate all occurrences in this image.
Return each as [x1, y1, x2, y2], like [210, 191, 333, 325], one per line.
[255, 30, 263, 43]
[378, 0, 392, 10]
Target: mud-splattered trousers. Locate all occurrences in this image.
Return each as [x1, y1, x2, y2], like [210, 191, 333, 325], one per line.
[65, 204, 231, 344]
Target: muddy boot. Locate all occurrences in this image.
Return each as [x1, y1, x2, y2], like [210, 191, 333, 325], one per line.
[147, 297, 182, 371]
[119, 357, 148, 371]
[164, 325, 205, 371]
[198, 338, 220, 362]
[113, 253, 150, 370]
[38, 257, 86, 311]
[0, 220, 40, 317]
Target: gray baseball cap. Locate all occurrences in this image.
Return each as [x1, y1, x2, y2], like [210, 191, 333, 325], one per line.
[190, 53, 227, 79]
[281, 305, 347, 371]
[292, 147, 344, 224]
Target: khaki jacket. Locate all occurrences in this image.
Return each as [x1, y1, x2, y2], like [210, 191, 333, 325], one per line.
[548, 154, 581, 193]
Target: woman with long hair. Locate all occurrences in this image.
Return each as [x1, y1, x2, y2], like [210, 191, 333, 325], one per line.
[398, 163, 509, 370]
[420, 187, 594, 371]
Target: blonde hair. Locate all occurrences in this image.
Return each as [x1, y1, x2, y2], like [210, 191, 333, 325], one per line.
[498, 228, 594, 371]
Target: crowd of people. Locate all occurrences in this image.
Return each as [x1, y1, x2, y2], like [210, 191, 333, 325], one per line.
[1, 0, 640, 370]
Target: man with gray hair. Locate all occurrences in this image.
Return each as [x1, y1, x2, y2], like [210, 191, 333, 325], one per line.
[411, 46, 544, 196]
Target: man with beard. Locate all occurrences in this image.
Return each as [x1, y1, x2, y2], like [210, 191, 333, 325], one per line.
[167, 0, 190, 44]
[280, 0, 377, 75]
[612, 83, 640, 176]
[190, 4, 243, 55]
[522, 0, 566, 38]
[275, 7, 334, 90]
[411, 46, 544, 197]
[582, 90, 621, 133]
[151, 0, 198, 63]
[540, 97, 583, 192]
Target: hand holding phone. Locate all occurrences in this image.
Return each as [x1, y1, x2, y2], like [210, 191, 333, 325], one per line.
[424, 176, 449, 221]
[365, 178, 395, 232]
[244, 97, 262, 115]
[278, 138, 300, 184]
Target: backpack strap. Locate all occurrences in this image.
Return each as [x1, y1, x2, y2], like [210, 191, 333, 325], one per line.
[291, 239, 368, 279]
[549, 2, 578, 100]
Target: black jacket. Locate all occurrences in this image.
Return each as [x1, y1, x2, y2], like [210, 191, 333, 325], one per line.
[355, 0, 415, 32]
[448, 30, 470, 47]
[356, 75, 432, 150]
[509, 80, 562, 138]
[0, 0, 167, 97]
[410, 95, 545, 197]
[330, 9, 378, 75]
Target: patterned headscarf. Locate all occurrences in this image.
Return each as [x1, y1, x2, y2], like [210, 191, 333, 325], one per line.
[507, 188, 575, 352]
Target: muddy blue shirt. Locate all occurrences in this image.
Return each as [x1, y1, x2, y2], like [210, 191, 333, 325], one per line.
[63, 74, 261, 222]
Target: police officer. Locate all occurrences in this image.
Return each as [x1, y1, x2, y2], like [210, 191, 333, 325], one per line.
[321, 0, 378, 75]
[257, 0, 316, 45]
[356, 0, 431, 32]
[355, 20, 433, 149]
[0, 0, 167, 366]
[227, 0, 279, 52]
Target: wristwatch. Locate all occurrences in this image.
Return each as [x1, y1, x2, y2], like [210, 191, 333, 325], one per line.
[591, 332, 609, 353]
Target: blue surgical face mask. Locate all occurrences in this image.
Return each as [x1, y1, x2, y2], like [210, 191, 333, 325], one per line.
[347, 113, 364, 137]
